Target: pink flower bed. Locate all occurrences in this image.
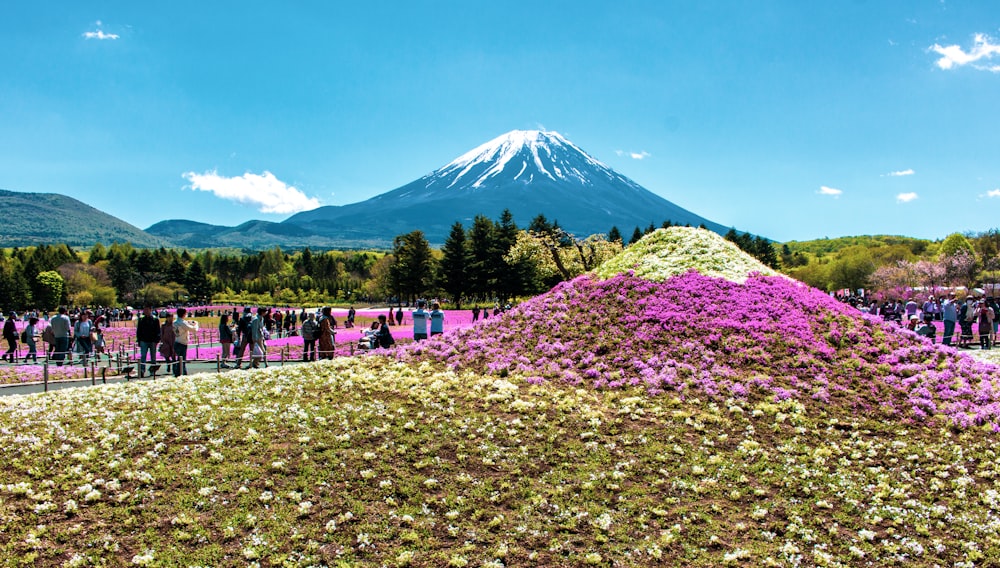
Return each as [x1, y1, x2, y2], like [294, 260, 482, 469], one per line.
[399, 271, 1000, 430]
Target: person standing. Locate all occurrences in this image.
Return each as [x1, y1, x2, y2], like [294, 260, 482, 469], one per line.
[173, 308, 199, 376]
[136, 306, 160, 377]
[942, 293, 958, 346]
[347, 306, 356, 328]
[472, 306, 480, 322]
[395, 306, 404, 326]
[233, 307, 253, 369]
[159, 314, 177, 376]
[301, 312, 319, 361]
[72, 311, 94, 367]
[317, 307, 335, 360]
[50, 307, 72, 366]
[23, 317, 39, 363]
[412, 301, 428, 341]
[2, 313, 18, 363]
[218, 313, 234, 368]
[250, 307, 267, 368]
[978, 300, 995, 350]
[430, 302, 444, 337]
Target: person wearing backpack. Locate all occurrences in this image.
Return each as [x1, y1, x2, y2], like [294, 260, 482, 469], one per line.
[301, 312, 319, 361]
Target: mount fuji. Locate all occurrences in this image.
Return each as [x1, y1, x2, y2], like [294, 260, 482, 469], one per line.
[148, 130, 728, 249]
[281, 130, 727, 246]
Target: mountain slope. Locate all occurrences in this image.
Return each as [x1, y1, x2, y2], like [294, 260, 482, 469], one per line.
[0, 189, 169, 248]
[146, 219, 347, 250]
[284, 130, 728, 246]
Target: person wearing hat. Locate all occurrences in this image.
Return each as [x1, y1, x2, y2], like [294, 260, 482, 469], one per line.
[2, 312, 17, 363]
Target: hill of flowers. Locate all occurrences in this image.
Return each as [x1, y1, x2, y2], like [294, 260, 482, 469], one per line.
[593, 226, 779, 283]
[3, 358, 1000, 566]
[403, 228, 1000, 430]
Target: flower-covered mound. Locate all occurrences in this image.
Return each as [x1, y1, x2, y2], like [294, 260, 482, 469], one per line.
[593, 227, 779, 283]
[3, 358, 1000, 566]
[402, 271, 1000, 430]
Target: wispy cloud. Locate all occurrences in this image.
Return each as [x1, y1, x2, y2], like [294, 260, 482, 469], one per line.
[896, 192, 919, 203]
[986, 188, 1000, 198]
[930, 33, 1000, 72]
[615, 150, 651, 160]
[83, 22, 119, 40]
[182, 170, 320, 214]
[885, 168, 915, 177]
[817, 185, 843, 197]
[83, 30, 119, 40]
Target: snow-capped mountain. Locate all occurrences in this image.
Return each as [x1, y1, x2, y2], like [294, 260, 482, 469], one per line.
[283, 129, 728, 246]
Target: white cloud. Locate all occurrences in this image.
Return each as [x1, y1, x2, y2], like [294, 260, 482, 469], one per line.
[896, 192, 919, 203]
[615, 150, 651, 160]
[886, 168, 915, 177]
[818, 185, 843, 197]
[182, 170, 320, 214]
[83, 30, 119, 40]
[930, 33, 1000, 71]
[987, 188, 1000, 198]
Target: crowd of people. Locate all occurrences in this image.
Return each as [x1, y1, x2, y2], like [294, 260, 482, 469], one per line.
[841, 292, 998, 348]
[2, 307, 112, 366]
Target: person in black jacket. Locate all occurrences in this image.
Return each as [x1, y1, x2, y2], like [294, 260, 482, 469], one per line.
[136, 306, 161, 378]
[377, 314, 395, 349]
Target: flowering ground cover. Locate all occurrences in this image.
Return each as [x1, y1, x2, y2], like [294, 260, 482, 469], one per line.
[5, 227, 1000, 565]
[402, 271, 1000, 430]
[2, 358, 1000, 566]
[593, 226, 779, 283]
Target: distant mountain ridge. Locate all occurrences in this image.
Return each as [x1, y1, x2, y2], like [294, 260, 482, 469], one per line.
[5, 130, 731, 249]
[0, 189, 169, 248]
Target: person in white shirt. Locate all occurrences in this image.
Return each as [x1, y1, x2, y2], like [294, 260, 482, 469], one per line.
[430, 302, 444, 337]
[412, 301, 428, 341]
[173, 307, 200, 376]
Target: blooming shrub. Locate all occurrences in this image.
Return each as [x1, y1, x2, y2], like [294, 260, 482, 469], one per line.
[593, 227, 779, 283]
[402, 270, 1000, 429]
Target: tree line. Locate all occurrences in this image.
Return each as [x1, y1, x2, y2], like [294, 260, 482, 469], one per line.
[0, 210, 779, 311]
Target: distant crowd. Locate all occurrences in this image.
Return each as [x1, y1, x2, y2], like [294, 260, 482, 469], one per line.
[840, 293, 998, 349]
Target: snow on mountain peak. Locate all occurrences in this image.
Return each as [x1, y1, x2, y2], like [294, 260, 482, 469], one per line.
[436, 129, 614, 190]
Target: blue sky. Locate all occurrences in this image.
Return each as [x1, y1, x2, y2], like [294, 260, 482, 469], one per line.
[1, 1, 999, 243]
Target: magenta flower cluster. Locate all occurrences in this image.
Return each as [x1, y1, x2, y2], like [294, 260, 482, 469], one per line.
[400, 271, 1000, 430]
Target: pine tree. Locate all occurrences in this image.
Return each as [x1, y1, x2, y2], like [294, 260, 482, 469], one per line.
[608, 226, 623, 244]
[629, 226, 644, 246]
[438, 222, 469, 308]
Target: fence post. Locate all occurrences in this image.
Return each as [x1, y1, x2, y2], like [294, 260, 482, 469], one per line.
[43, 362, 48, 393]
[216, 354, 220, 373]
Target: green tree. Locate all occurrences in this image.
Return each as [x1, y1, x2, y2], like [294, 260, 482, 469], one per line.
[467, 215, 498, 300]
[608, 226, 622, 244]
[0, 256, 30, 310]
[184, 259, 212, 302]
[389, 230, 434, 303]
[827, 246, 875, 292]
[88, 243, 107, 264]
[438, 222, 469, 308]
[939, 233, 975, 258]
[628, 226, 643, 245]
[35, 270, 65, 310]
